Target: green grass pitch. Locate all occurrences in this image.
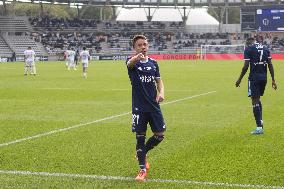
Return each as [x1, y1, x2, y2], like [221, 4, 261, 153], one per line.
[0, 60, 283, 189]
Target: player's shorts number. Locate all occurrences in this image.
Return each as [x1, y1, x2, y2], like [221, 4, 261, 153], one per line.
[132, 114, 140, 125]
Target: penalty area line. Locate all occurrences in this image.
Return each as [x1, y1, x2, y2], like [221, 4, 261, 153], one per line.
[0, 91, 216, 148]
[0, 170, 283, 189]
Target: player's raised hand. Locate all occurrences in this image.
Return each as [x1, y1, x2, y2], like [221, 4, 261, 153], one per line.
[127, 53, 145, 68]
[272, 80, 277, 90]
[136, 53, 145, 60]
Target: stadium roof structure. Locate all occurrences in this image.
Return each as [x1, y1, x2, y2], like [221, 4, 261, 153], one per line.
[116, 7, 219, 25]
[1, 0, 284, 7]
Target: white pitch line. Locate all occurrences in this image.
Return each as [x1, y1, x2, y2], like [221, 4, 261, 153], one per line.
[42, 88, 130, 91]
[0, 170, 283, 189]
[0, 91, 216, 148]
[0, 111, 131, 148]
[162, 91, 216, 105]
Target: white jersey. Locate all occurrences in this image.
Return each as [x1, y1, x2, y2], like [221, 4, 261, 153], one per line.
[80, 50, 90, 63]
[24, 49, 35, 63]
[66, 50, 76, 61]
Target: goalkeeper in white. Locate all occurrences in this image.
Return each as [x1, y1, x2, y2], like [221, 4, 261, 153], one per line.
[24, 46, 36, 76]
[80, 47, 91, 78]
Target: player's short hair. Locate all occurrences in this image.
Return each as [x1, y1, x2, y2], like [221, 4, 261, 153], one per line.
[28, 46, 31, 49]
[255, 35, 264, 43]
[83, 47, 86, 50]
[132, 35, 147, 48]
[246, 37, 255, 46]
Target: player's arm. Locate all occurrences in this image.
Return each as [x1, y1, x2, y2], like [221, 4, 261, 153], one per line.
[235, 60, 249, 87]
[127, 53, 144, 68]
[156, 78, 164, 103]
[267, 59, 277, 90]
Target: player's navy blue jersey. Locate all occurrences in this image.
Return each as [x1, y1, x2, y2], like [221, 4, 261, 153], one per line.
[126, 57, 161, 112]
[244, 42, 271, 81]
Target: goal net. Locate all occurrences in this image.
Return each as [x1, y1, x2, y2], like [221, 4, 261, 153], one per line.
[200, 44, 245, 60]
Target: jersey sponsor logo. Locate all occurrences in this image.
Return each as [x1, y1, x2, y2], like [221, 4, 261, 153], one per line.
[139, 75, 155, 83]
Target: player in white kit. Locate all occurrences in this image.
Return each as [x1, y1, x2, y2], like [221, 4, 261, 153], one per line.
[24, 47, 36, 76]
[80, 47, 91, 78]
[66, 48, 77, 70]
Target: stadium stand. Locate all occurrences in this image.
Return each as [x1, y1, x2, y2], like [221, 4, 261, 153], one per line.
[0, 36, 13, 58]
[32, 19, 284, 56]
[5, 35, 47, 56]
[0, 16, 30, 33]
[31, 17, 245, 56]
[0, 16, 47, 58]
[1, 15, 284, 59]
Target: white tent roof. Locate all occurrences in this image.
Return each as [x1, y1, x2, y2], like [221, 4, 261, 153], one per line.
[186, 8, 219, 25]
[116, 8, 219, 25]
[116, 8, 148, 21]
[152, 8, 183, 22]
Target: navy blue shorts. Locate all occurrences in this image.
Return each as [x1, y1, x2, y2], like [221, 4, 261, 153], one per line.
[132, 111, 166, 133]
[248, 79, 267, 97]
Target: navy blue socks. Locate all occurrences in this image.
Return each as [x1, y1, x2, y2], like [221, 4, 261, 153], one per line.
[145, 135, 164, 154]
[136, 134, 146, 170]
[253, 103, 262, 128]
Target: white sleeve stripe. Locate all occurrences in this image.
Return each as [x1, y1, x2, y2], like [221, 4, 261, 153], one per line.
[126, 60, 131, 66]
[244, 59, 250, 60]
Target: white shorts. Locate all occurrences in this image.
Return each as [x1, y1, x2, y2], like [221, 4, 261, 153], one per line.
[25, 61, 34, 67]
[82, 62, 88, 68]
[68, 60, 75, 65]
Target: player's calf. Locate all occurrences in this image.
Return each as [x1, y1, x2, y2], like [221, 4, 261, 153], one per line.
[136, 133, 146, 170]
[145, 134, 164, 154]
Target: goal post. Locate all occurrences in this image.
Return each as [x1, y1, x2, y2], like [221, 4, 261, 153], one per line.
[200, 44, 245, 60]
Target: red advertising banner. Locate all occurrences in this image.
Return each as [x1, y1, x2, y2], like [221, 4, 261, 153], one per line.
[150, 54, 201, 60]
[149, 54, 284, 60]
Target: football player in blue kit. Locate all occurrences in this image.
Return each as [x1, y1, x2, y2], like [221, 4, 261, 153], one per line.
[236, 36, 277, 134]
[126, 35, 166, 181]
